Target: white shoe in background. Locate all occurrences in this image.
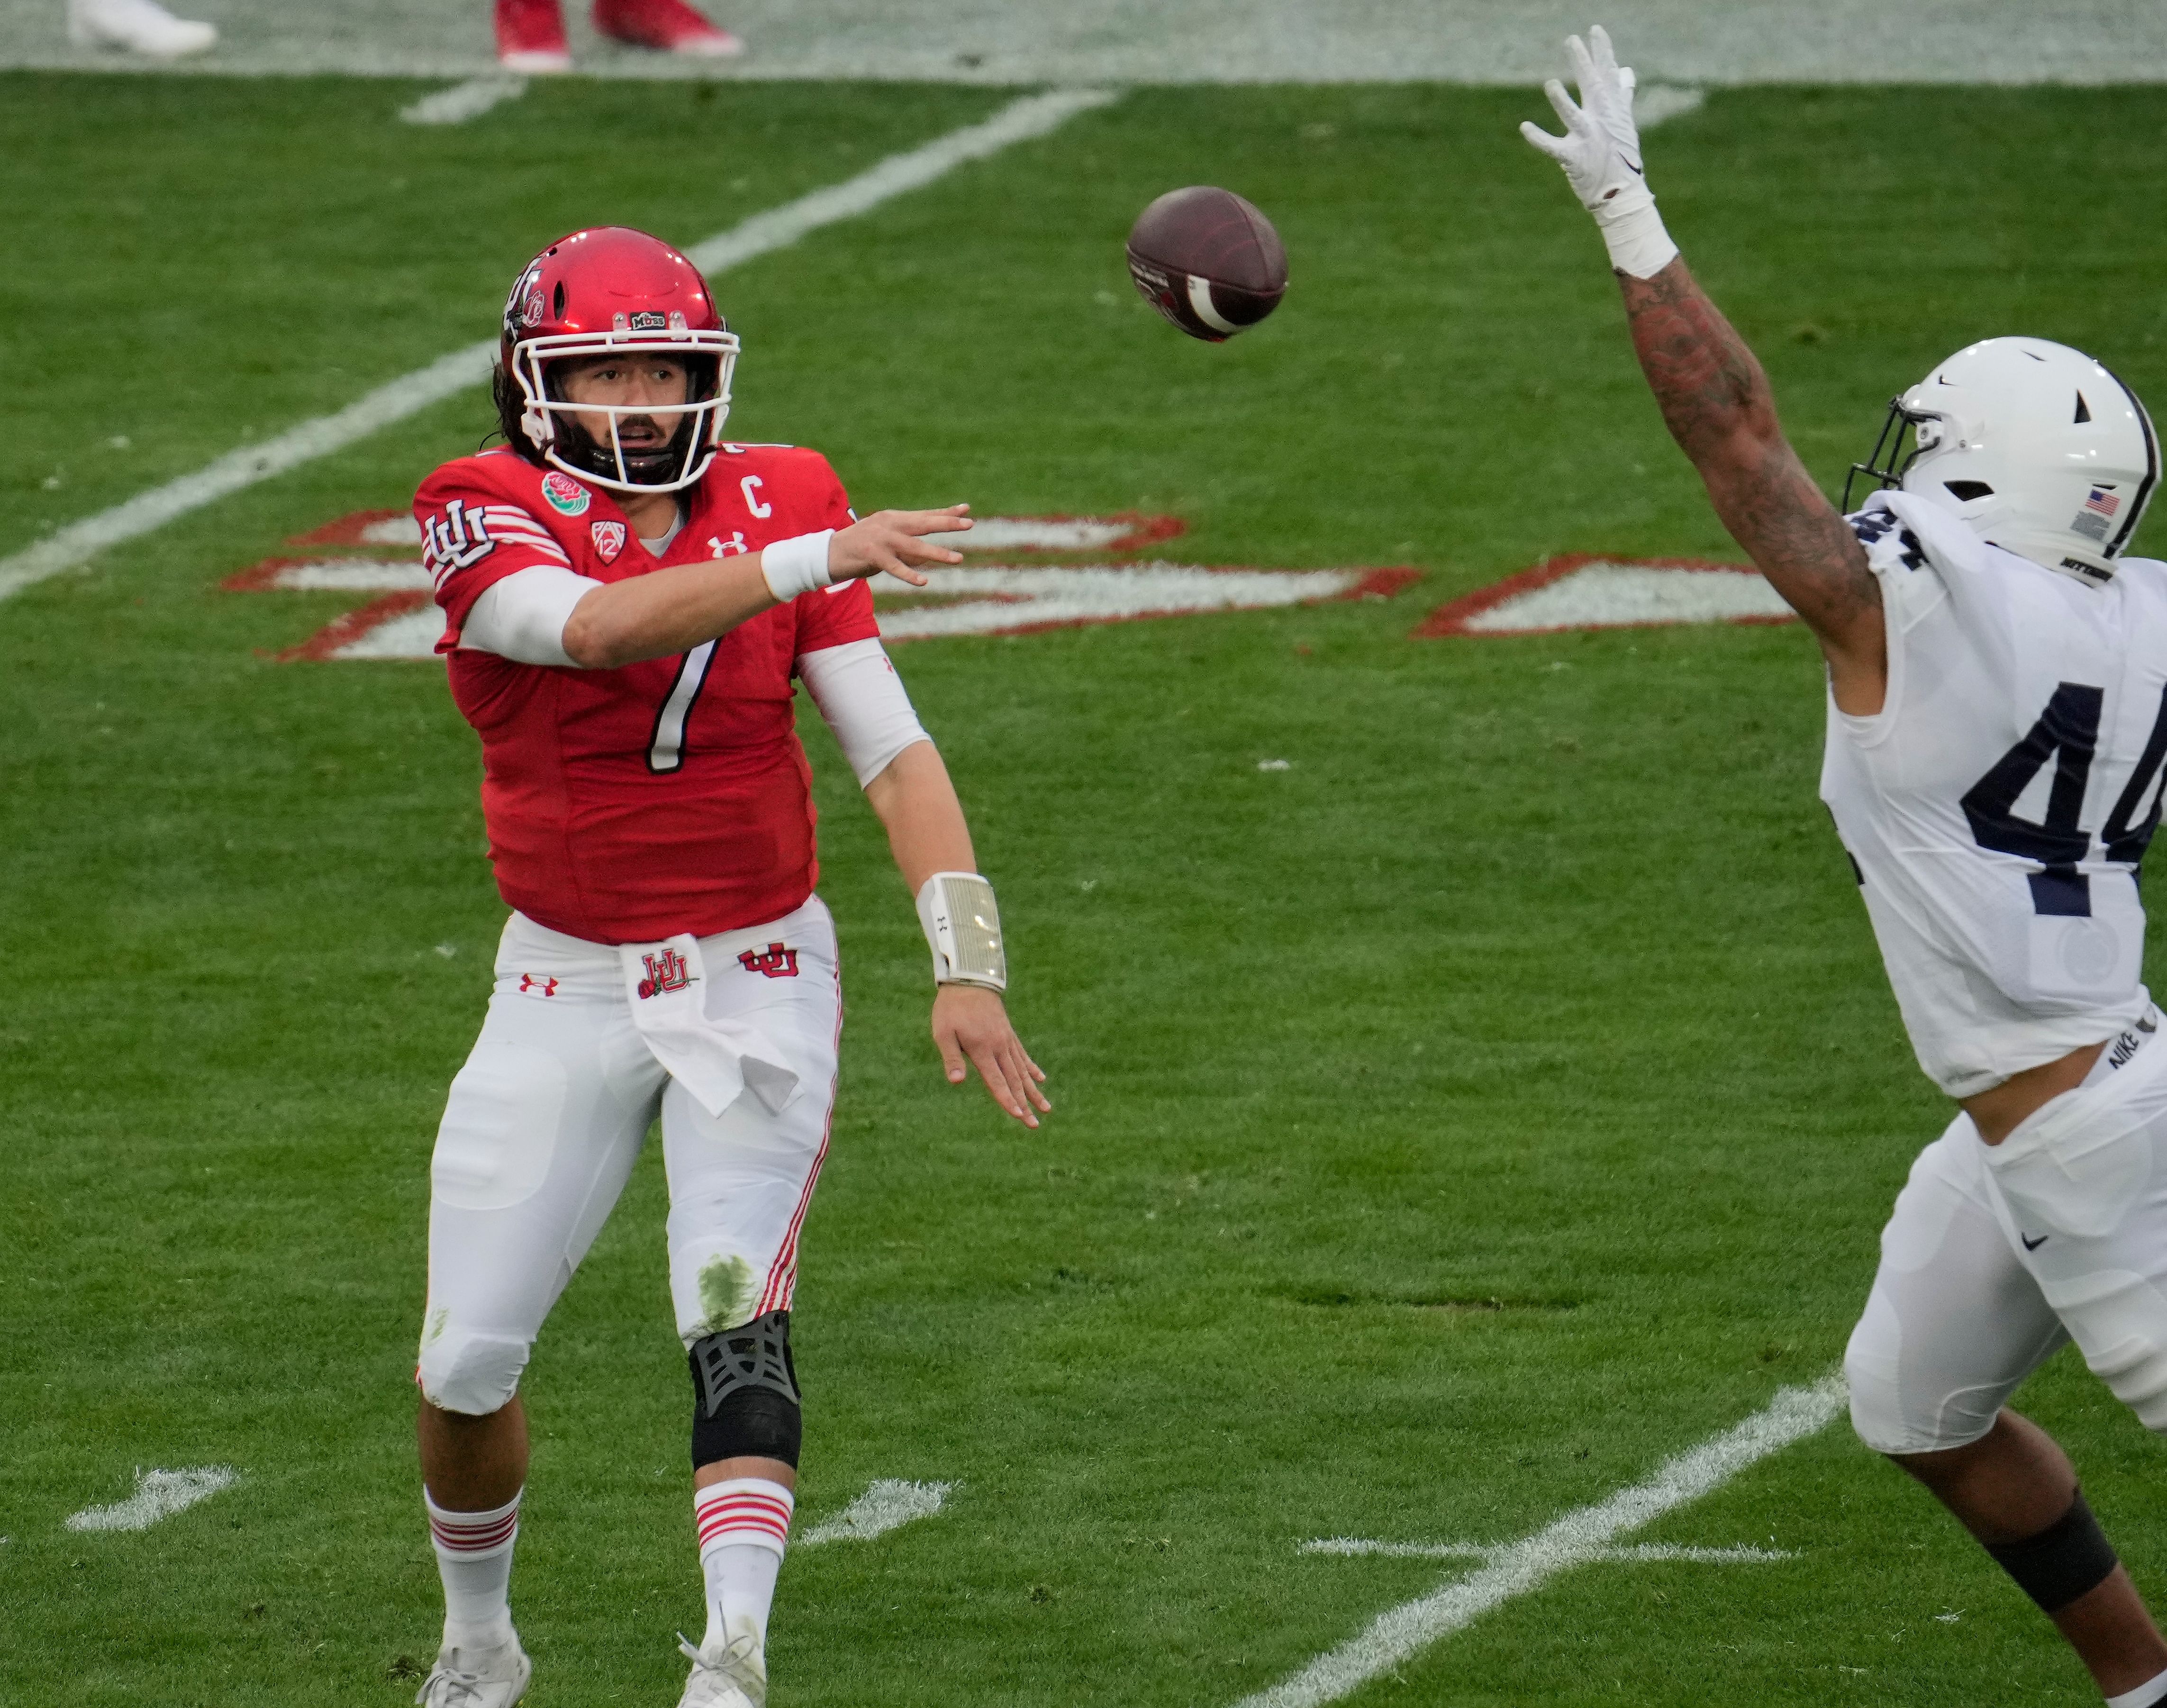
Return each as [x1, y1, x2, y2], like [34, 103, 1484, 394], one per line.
[67, 0, 218, 58]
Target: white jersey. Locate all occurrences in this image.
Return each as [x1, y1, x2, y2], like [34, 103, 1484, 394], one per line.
[1821, 491, 2167, 1097]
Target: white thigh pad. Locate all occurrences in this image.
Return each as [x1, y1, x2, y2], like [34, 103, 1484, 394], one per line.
[1846, 1122, 2067, 1454]
[432, 1040, 569, 1211]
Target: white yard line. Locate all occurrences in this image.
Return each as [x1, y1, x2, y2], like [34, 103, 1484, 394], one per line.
[1298, 1538, 1794, 1563]
[0, 86, 1116, 606]
[798, 1478, 951, 1544]
[1634, 85, 1705, 128]
[64, 1466, 240, 1533]
[400, 74, 528, 124]
[1236, 1373, 1846, 1708]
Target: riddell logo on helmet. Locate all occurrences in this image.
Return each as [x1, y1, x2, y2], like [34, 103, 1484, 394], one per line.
[630, 310, 667, 332]
[540, 472, 591, 516]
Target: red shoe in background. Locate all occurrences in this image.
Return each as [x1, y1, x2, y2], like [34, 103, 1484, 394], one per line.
[593, 0, 744, 57]
[495, 0, 572, 71]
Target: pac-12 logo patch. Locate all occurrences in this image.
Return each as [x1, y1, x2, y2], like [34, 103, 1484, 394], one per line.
[590, 520, 627, 563]
[637, 947, 692, 1000]
[540, 471, 591, 517]
[738, 942, 800, 979]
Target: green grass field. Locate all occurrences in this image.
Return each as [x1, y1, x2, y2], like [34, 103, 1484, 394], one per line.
[7, 69, 2167, 1708]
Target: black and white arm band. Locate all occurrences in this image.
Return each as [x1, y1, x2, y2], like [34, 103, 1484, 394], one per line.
[797, 637, 931, 787]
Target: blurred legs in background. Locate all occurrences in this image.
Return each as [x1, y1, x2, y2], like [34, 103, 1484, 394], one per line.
[494, 0, 744, 70]
[67, 0, 216, 59]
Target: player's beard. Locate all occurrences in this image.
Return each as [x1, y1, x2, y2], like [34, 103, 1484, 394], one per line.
[558, 410, 697, 486]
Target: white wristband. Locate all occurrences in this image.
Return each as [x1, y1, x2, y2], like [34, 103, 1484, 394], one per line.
[759, 530, 836, 602]
[1591, 183, 1677, 280]
[915, 872, 1006, 991]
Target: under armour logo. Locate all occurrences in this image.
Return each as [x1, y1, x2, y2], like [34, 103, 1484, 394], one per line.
[637, 948, 693, 999]
[517, 973, 560, 998]
[738, 942, 800, 979]
[709, 532, 748, 558]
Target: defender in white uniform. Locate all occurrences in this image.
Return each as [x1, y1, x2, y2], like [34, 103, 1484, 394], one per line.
[1528, 28, 2167, 1706]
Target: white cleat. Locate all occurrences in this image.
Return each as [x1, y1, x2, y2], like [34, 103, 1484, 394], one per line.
[415, 1636, 532, 1708]
[67, 0, 217, 58]
[676, 1632, 765, 1708]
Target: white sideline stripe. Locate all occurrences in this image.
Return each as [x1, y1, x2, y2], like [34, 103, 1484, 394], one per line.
[1235, 1373, 1846, 1708]
[400, 74, 528, 124]
[64, 1466, 240, 1533]
[798, 1478, 950, 1544]
[1298, 1539, 1794, 1563]
[0, 87, 1117, 607]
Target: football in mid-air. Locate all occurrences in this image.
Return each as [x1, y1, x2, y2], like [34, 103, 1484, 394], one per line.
[1125, 186, 1288, 343]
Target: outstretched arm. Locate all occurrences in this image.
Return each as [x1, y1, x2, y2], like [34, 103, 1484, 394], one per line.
[1521, 27, 1886, 713]
[864, 742, 1051, 1129]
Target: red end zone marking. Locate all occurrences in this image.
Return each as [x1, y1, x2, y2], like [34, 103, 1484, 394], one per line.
[224, 509, 1415, 657]
[277, 591, 433, 662]
[289, 509, 414, 547]
[1414, 554, 1792, 638]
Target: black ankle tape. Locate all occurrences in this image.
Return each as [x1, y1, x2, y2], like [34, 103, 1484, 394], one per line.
[1984, 1490, 2117, 1614]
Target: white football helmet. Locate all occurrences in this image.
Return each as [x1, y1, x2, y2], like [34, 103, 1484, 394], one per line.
[1845, 337, 2158, 585]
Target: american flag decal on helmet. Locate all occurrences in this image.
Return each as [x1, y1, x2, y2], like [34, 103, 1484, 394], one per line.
[2086, 488, 2122, 517]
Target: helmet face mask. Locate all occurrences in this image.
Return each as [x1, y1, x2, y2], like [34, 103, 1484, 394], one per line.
[1847, 337, 2158, 586]
[512, 337, 733, 492]
[492, 227, 741, 496]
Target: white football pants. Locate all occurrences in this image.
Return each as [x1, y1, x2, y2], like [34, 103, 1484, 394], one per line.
[1846, 1012, 2167, 1454]
[417, 898, 840, 1417]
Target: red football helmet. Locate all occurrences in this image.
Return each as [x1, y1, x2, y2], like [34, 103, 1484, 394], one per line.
[493, 226, 739, 494]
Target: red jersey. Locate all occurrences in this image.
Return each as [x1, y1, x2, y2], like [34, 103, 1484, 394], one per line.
[415, 444, 877, 944]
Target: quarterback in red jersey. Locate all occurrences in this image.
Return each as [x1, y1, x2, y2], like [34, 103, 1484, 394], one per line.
[406, 227, 1048, 1708]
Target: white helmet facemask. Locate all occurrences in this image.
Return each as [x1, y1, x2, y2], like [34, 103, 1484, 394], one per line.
[1844, 336, 2158, 586]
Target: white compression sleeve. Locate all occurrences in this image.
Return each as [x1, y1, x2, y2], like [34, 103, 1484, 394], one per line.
[797, 637, 930, 787]
[459, 565, 602, 667]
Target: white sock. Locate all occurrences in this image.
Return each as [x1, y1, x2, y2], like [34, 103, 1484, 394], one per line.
[2107, 1668, 2167, 1708]
[425, 1486, 522, 1651]
[694, 1478, 793, 1653]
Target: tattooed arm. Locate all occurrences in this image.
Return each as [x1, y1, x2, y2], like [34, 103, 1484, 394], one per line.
[1619, 257, 1886, 711]
[1523, 27, 1885, 713]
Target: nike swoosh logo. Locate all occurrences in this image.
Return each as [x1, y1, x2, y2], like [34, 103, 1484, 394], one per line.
[1625, 159, 1644, 176]
[2022, 1233, 2049, 1251]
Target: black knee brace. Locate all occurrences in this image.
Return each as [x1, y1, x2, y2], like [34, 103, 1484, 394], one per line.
[1985, 1490, 2118, 1614]
[689, 1308, 802, 1471]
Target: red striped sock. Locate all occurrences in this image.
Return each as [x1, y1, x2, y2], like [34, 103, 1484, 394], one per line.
[425, 1487, 521, 1650]
[694, 1478, 792, 1653]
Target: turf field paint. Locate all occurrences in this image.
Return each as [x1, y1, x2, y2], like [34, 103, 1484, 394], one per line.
[63, 1466, 239, 1533]
[798, 1478, 950, 1545]
[399, 75, 529, 125]
[218, 509, 1418, 655]
[1414, 554, 1793, 637]
[1633, 85, 1705, 128]
[0, 88, 1119, 608]
[1299, 1539, 1795, 1563]
[1234, 1374, 1844, 1708]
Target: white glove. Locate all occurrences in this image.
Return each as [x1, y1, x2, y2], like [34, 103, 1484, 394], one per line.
[1520, 25, 1678, 280]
